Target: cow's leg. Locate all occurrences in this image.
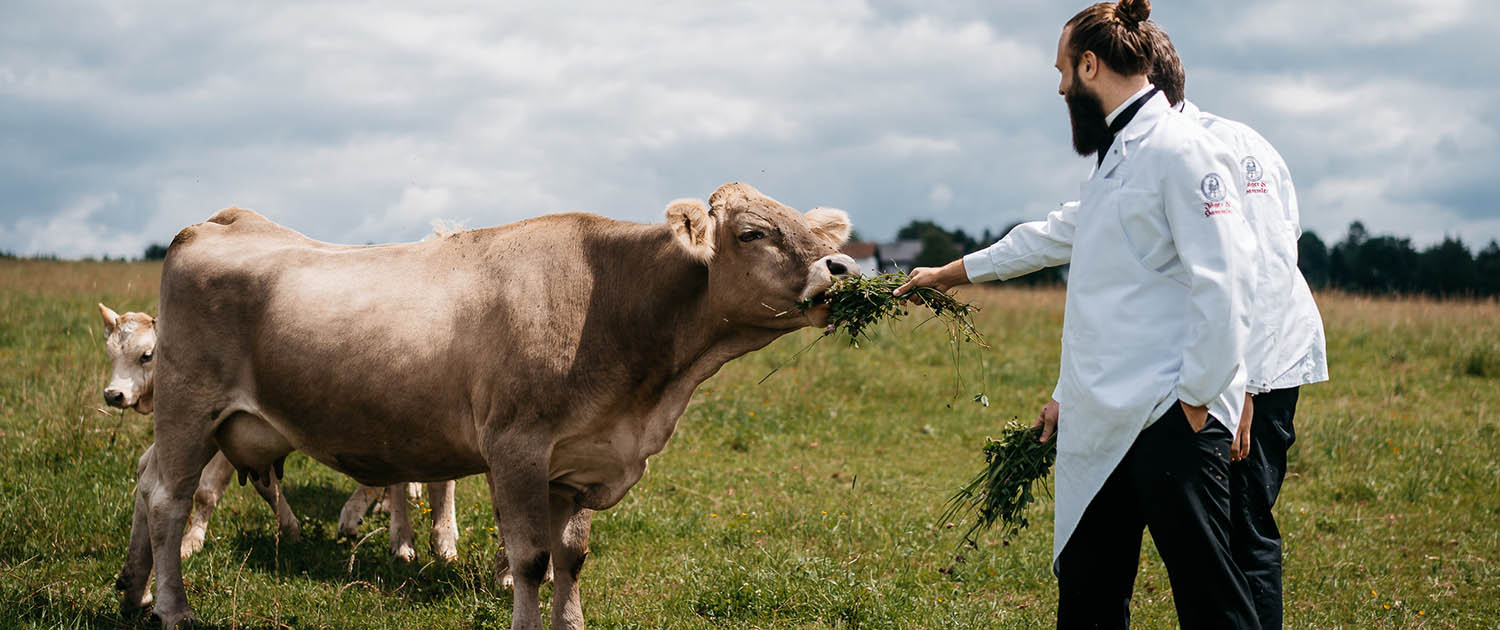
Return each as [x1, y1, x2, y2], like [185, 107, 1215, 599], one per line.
[181, 452, 234, 558]
[338, 485, 385, 536]
[428, 480, 459, 562]
[388, 483, 416, 562]
[548, 493, 594, 630]
[117, 445, 156, 617]
[246, 464, 301, 542]
[486, 461, 551, 630]
[143, 435, 217, 628]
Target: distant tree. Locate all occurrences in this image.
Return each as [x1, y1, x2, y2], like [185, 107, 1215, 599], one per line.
[143, 243, 169, 260]
[1298, 231, 1330, 289]
[949, 228, 980, 254]
[1346, 220, 1368, 247]
[847, 229, 864, 243]
[1340, 234, 1419, 294]
[913, 229, 961, 268]
[1475, 240, 1500, 297]
[896, 220, 944, 241]
[1418, 237, 1476, 298]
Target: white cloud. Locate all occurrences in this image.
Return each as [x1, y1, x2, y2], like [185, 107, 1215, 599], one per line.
[0, 0, 1497, 259]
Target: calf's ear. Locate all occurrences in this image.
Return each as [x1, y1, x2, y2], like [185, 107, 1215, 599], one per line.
[806, 207, 852, 245]
[665, 199, 715, 263]
[98, 303, 120, 334]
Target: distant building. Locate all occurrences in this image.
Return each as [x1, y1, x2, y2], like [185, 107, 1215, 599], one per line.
[875, 239, 923, 273]
[839, 241, 880, 275]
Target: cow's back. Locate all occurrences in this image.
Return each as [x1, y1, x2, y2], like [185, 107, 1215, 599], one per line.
[155, 208, 655, 484]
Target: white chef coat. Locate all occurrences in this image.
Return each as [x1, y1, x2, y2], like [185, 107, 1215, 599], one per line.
[1181, 101, 1329, 392]
[963, 89, 1257, 564]
[964, 103, 1330, 394]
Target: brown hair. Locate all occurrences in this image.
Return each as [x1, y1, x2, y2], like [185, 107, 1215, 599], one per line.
[1065, 0, 1155, 77]
[1142, 21, 1185, 106]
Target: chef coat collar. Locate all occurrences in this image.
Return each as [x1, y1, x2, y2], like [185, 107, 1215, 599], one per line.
[1106, 83, 1156, 126]
[1093, 90, 1171, 178]
[1177, 99, 1201, 119]
[1097, 85, 1159, 167]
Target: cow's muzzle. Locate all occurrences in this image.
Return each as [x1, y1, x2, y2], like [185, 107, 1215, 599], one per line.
[800, 253, 862, 305]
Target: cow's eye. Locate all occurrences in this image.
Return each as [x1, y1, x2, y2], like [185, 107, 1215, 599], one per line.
[739, 230, 765, 243]
[140, 352, 153, 364]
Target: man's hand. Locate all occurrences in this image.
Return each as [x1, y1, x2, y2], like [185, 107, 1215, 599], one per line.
[1033, 399, 1059, 443]
[893, 259, 970, 298]
[1180, 401, 1210, 433]
[1231, 393, 1254, 461]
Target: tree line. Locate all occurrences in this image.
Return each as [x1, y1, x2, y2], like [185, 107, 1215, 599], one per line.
[896, 219, 1500, 298]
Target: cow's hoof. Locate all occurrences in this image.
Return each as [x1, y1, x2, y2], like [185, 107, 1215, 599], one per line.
[179, 533, 205, 559]
[150, 609, 197, 629]
[118, 594, 152, 619]
[336, 518, 361, 538]
[280, 528, 302, 544]
[432, 542, 458, 564]
[392, 544, 416, 563]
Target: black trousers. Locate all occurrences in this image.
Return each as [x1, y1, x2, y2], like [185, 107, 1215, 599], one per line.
[1056, 402, 1258, 630]
[1231, 386, 1299, 630]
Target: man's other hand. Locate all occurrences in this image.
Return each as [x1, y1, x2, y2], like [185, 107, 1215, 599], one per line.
[1180, 401, 1210, 432]
[1034, 399, 1060, 443]
[1231, 393, 1254, 461]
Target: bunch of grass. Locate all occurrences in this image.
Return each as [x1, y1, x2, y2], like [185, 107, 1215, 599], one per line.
[797, 272, 986, 349]
[940, 422, 1058, 546]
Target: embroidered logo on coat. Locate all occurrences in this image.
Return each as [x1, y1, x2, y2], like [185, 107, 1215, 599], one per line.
[1242, 156, 1263, 183]
[1200, 173, 1227, 202]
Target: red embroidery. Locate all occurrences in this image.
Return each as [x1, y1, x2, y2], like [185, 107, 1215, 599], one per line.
[1203, 201, 1233, 217]
[1245, 181, 1269, 195]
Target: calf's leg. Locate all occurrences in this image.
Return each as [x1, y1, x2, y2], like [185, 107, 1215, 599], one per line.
[388, 483, 416, 562]
[181, 452, 234, 558]
[338, 485, 385, 536]
[429, 480, 459, 562]
[117, 446, 156, 617]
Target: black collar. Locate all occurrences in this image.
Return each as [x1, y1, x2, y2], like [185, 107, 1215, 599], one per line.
[1098, 86, 1159, 166]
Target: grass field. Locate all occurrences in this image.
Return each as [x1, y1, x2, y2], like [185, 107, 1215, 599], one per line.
[2, 259, 1497, 629]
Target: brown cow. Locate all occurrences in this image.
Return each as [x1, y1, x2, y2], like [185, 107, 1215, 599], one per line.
[119, 183, 857, 629]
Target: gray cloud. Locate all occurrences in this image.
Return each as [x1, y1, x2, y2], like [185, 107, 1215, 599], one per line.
[1, 0, 1496, 259]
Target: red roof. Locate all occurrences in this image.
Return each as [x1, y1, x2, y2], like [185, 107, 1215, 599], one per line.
[840, 241, 878, 258]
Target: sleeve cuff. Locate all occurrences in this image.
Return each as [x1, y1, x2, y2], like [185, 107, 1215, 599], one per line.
[963, 250, 999, 284]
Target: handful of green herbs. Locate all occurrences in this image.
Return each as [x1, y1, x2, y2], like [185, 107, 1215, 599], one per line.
[796, 272, 987, 349]
[940, 422, 1058, 546]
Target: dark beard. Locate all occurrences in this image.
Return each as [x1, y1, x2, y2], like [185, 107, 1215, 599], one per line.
[1065, 80, 1111, 157]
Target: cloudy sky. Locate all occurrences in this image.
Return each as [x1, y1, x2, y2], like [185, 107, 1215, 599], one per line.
[3, 0, 1496, 259]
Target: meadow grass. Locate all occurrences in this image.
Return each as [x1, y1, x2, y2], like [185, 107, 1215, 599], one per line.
[1, 259, 1496, 629]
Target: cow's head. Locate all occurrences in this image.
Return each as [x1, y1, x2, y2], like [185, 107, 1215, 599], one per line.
[666, 183, 859, 329]
[98, 303, 156, 414]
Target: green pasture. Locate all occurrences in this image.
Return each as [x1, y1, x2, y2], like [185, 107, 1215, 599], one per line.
[1, 259, 1497, 628]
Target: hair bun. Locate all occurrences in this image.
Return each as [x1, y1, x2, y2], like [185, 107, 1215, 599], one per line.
[1116, 0, 1151, 26]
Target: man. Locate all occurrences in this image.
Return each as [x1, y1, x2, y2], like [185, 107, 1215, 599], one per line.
[896, 1, 1259, 627]
[1147, 30, 1329, 630]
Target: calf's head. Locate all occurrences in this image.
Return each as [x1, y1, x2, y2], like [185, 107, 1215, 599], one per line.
[666, 182, 859, 329]
[98, 303, 156, 414]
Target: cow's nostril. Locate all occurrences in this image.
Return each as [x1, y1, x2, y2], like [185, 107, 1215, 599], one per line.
[105, 390, 125, 406]
[826, 259, 848, 276]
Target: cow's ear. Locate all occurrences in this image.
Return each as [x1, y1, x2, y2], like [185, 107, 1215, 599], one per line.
[98, 303, 120, 334]
[665, 198, 715, 263]
[806, 207, 852, 246]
